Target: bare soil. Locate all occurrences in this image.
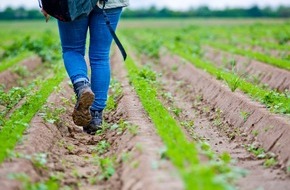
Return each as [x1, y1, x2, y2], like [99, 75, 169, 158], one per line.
[0, 56, 42, 91]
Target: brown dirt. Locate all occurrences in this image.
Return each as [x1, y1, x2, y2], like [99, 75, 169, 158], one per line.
[0, 56, 42, 91]
[159, 50, 290, 167]
[203, 46, 290, 91]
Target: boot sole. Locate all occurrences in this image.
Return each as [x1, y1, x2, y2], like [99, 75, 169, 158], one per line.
[72, 88, 95, 126]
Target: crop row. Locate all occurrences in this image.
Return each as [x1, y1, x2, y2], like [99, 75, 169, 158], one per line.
[0, 62, 66, 163]
[122, 40, 241, 189]
[120, 28, 290, 115]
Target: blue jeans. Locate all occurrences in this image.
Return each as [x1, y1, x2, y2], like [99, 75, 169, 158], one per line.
[58, 7, 122, 111]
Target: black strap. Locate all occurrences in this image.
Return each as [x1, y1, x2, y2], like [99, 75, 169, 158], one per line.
[102, 1, 127, 61]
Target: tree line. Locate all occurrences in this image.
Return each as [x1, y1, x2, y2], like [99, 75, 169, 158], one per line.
[0, 6, 289, 20]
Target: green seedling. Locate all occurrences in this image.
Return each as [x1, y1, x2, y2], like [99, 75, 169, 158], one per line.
[240, 111, 250, 122]
[263, 158, 277, 168]
[94, 156, 116, 181]
[106, 78, 122, 112]
[39, 104, 65, 124]
[12, 65, 29, 77]
[121, 152, 132, 163]
[252, 130, 259, 137]
[31, 153, 47, 169]
[226, 77, 241, 92]
[92, 140, 110, 155]
[8, 173, 59, 190]
[180, 120, 195, 129]
[66, 144, 75, 153]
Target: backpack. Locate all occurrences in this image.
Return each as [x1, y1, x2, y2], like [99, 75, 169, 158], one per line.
[38, 0, 98, 22]
[38, 0, 127, 60]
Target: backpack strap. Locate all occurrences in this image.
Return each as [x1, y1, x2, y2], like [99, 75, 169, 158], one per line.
[101, 0, 127, 61]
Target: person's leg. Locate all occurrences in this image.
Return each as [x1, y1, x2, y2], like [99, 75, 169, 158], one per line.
[58, 18, 89, 83]
[88, 7, 123, 112]
[58, 18, 94, 127]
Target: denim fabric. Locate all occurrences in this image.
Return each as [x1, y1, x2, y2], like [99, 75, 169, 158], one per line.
[58, 6, 122, 111]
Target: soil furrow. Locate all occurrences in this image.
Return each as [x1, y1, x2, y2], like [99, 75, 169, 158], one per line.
[203, 46, 290, 91]
[155, 61, 290, 190]
[0, 56, 42, 91]
[158, 50, 290, 168]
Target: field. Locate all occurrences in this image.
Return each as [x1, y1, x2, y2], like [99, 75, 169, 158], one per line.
[0, 19, 289, 190]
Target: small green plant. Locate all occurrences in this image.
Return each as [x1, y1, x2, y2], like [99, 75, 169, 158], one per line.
[8, 173, 59, 190]
[246, 144, 266, 159]
[127, 124, 139, 136]
[93, 156, 116, 181]
[66, 144, 75, 153]
[31, 153, 47, 169]
[180, 120, 195, 129]
[263, 158, 277, 168]
[92, 140, 110, 155]
[170, 106, 182, 117]
[39, 104, 66, 124]
[106, 78, 122, 111]
[12, 65, 29, 77]
[240, 111, 250, 122]
[252, 130, 259, 137]
[226, 77, 241, 92]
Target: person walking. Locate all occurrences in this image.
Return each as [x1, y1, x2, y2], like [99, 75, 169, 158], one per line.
[56, 0, 129, 135]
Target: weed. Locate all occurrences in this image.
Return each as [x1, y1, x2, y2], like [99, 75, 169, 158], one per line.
[216, 71, 223, 80]
[8, 173, 59, 190]
[106, 78, 122, 111]
[39, 104, 65, 124]
[246, 144, 266, 159]
[252, 130, 259, 137]
[162, 92, 173, 101]
[66, 144, 75, 153]
[88, 173, 97, 185]
[169, 106, 182, 117]
[50, 172, 65, 182]
[226, 76, 241, 92]
[180, 120, 195, 129]
[12, 65, 29, 77]
[131, 160, 140, 169]
[219, 152, 231, 164]
[72, 168, 80, 178]
[127, 124, 139, 136]
[213, 118, 223, 127]
[92, 140, 110, 155]
[240, 111, 250, 122]
[31, 153, 47, 169]
[264, 158, 277, 168]
[93, 156, 116, 181]
[121, 152, 132, 163]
